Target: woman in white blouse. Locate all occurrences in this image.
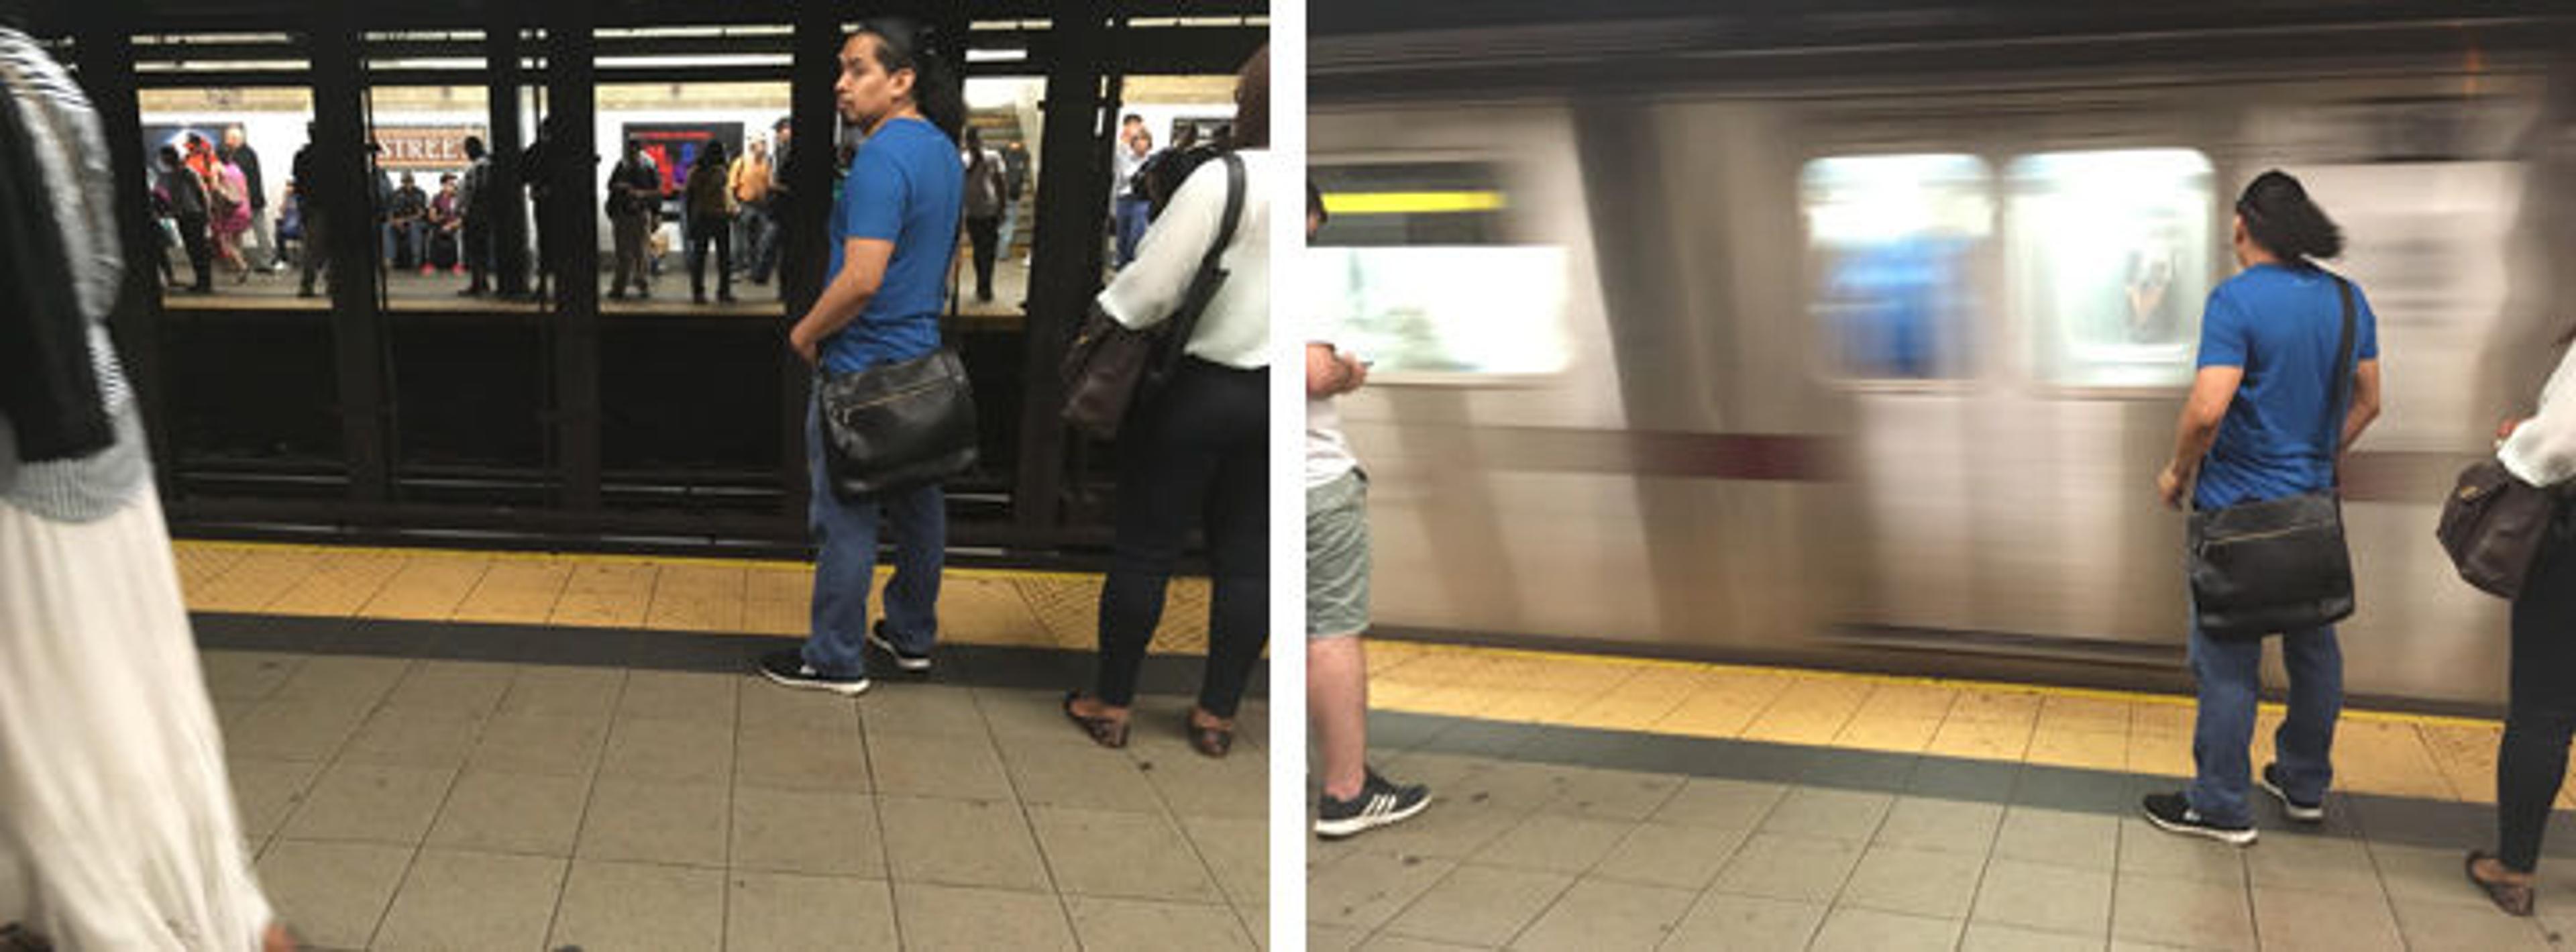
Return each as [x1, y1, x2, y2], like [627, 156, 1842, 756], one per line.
[2469, 331, 2576, 916]
[1063, 47, 1270, 757]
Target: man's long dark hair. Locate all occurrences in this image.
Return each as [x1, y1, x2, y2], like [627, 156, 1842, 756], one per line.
[851, 18, 965, 144]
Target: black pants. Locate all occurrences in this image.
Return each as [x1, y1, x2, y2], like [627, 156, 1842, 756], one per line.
[1093, 358, 1269, 717]
[688, 213, 731, 300]
[462, 216, 492, 290]
[965, 214, 1000, 301]
[2499, 499, 2576, 871]
[176, 213, 213, 290]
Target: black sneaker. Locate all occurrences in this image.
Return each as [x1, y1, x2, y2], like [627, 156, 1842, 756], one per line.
[757, 649, 869, 696]
[2142, 792, 2257, 846]
[1315, 769, 1432, 839]
[867, 620, 932, 673]
[2257, 763, 2326, 823]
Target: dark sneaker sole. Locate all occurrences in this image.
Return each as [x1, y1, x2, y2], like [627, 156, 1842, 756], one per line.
[759, 666, 871, 697]
[866, 630, 932, 672]
[2257, 773, 2326, 823]
[2143, 805, 2258, 846]
[1313, 792, 1432, 839]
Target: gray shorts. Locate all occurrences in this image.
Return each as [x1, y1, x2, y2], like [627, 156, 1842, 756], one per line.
[1307, 470, 1370, 639]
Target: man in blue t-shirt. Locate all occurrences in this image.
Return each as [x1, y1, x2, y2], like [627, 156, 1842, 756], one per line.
[765, 21, 963, 696]
[2181, 264, 2382, 509]
[2146, 170, 2384, 847]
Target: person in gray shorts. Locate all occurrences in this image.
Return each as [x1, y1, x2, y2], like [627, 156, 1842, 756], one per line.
[1307, 182, 1430, 838]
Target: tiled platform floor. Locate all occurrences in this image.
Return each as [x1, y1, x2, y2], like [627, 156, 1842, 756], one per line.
[1309, 710, 2575, 952]
[197, 617, 1267, 951]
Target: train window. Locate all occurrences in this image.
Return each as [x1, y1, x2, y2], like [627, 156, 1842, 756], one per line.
[1801, 154, 1992, 380]
[1309, 161, 1570, 375]
[2006, 148, 2214, 387]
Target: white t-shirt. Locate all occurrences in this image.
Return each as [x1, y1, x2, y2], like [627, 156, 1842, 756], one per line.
[1096, 150, 1269, 370]
[2502, 343, 2576, 488]
[1307, 314, 1360, 488]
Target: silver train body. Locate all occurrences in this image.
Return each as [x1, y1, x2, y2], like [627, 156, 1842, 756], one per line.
[1310, 43, 2576, 710]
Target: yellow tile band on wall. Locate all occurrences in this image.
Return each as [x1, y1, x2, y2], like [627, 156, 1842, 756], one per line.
[1320, 190, 1507, 215]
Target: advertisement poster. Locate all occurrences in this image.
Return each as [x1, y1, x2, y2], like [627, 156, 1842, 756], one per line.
[621, 122, 745, 196]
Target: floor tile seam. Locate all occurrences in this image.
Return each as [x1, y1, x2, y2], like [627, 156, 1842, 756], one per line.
[860, 753, 910, 952]
[717, 671, 742, 952]
[536, 668, 629, 952]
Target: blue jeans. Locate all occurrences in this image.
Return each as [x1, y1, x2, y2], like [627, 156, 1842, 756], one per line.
[380, 221, 428, 267]
[2186, 617, 2343, 825]
[801, 396, 945, 677]
[1114, 196, 1150, 266]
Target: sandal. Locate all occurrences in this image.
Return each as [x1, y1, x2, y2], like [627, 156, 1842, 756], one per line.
[1187, 708, 1234, 758]
[1063, 691, 1129, 749]
[2468, 850, 2536, 917]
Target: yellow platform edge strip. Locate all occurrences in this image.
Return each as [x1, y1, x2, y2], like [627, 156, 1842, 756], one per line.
[1374, 641, 2502, 731]
[1320, 190, 1506, 215]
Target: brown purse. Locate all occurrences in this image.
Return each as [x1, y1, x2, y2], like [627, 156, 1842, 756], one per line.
[2436, 458, 2557, 598]
[1059, 152, 1243, 441]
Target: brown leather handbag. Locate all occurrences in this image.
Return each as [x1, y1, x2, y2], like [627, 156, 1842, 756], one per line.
[1059, 152, 1243, 441]
[2437, 458, 2557, 598]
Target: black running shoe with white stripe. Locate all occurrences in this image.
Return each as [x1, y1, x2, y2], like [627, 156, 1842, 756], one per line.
[1316, 769, 1432, 839]
[757, 649, 871, 696]
[2142, 791, 2257, 846]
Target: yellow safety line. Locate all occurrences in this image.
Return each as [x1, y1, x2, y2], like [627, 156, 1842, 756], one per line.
[1386, 641, 2502, 730]
[1320, 190, 1507, 215]
[170, 538, 1106, 583]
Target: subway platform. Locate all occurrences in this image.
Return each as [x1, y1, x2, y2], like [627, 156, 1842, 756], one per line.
[113, 541, 1267, 951]
[1309, 643, 2566, 952]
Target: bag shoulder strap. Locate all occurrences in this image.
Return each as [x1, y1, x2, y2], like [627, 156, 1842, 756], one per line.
[1163, 152, 1245, 350]
[2327, 274, 2357, 485]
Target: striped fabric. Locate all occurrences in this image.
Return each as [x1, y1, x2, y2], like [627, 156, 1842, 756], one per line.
[0, 28, 148, 525]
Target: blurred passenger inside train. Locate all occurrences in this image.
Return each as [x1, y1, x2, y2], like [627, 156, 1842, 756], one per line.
[761, 17, 965, 696]
[457, 135, 493, 295]
[1063, 46, 1271, 757]
[1306, 180, 1432, 838]
[2466, 325, 2576, 916]
[0, 10, 292, 947]
[2145, 170, 2381, 846]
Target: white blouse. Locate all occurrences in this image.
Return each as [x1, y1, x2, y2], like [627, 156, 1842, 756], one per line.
[2502, 343, 2576, 488]
[1095, 149, 1269, 370]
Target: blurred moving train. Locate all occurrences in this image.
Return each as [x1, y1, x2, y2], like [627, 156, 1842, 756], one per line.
[1307, 1, 2576, 710]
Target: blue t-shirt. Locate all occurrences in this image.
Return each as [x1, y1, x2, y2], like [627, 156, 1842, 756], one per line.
[821, 117, 963, 373]
[2193, 263, 2380, 509]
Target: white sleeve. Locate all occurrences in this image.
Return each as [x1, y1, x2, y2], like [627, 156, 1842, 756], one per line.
[2501, 346, 2576, 487]
[1095, 159, 1230, 331]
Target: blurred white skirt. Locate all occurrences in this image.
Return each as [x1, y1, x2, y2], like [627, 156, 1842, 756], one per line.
[0, 490, 272, 950]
